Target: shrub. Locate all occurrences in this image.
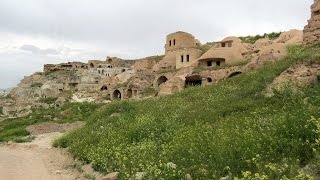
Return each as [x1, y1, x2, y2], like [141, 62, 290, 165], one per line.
[38, 97, 58, 104]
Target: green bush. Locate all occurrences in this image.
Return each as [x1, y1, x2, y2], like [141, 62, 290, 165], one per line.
[38, 97, 58, 104]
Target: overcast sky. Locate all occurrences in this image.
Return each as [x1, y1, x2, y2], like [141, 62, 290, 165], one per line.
[0, 0, 313, 89]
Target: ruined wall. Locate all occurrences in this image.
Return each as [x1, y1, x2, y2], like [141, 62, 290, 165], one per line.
[303, 0, 320, 45]
[134, 58, 156, 72]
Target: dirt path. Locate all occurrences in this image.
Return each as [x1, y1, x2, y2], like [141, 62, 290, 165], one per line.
[0, 132, 101, 180]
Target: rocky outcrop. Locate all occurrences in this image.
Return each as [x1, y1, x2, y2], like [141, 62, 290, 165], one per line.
[304, 0, 320, 45]
[266, 61, 320, 96]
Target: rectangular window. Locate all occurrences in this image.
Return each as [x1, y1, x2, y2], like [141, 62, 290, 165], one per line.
[207, 61, 212, 67]
[217, 61, 221, 66]
[181, 55, 184, 62]
[221, 42, 226, 47]
[174, 39, 176, 45]
[187, 55, 190, 62]
[169, 40, 172, 46]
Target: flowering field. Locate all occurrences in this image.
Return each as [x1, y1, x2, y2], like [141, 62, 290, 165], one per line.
[53, 45, 320, 179]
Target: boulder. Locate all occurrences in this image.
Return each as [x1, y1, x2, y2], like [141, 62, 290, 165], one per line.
[102, 172, 119, 180]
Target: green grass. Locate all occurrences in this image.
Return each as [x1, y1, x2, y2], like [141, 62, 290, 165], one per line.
[51, 45, 320, 179]
[239, 32, 282, 44]
[0, 102, 100, 143]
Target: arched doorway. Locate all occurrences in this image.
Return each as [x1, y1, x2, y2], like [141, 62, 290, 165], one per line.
[127, 89, 133, 98]
[113, 90, 122, 100]
[185, 75, 202, 87]
[157, 76, 168, 87]
[90, 63, 94, 68]
[228, 72, 242, 78]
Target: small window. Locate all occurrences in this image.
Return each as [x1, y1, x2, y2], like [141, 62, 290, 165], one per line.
[207, 77, 213, 83]
[187, 55, 190, 62]
[181, 55, 184, 62]
[217, 61, 221, 66]
[221, 42, 226, 47]
[174, 39, 176, 45]
[169, 40, 172, 46]
[207, 61, 212, 67]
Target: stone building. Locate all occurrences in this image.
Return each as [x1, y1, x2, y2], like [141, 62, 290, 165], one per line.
[304, 0, 320, 45]
[175, 48, 203, 69]
[197, 37, 247, 68]
[153, 31, 202, 71]
[165, 31, 200, 53]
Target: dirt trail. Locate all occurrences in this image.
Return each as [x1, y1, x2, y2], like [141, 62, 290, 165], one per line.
[0, 132, 101, 180]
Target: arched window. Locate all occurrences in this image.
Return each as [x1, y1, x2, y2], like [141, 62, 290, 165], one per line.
[157, 76, 168, 86]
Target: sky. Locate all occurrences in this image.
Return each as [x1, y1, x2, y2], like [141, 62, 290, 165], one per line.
[0, 0, 314, 89]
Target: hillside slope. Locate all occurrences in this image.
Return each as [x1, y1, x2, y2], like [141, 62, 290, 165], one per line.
[51, 45, 320, 179]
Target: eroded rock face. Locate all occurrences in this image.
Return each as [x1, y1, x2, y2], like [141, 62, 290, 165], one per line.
[304, 0, 320, 45]
[266, 61, 320, 96]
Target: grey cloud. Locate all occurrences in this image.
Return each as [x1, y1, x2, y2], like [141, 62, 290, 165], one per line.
[0, 0, 313, 58]
[20, 44, 59, 55]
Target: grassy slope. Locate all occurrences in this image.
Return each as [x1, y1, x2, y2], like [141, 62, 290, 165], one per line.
[52, 45, 320, 179]
[0, 103, 99, 142]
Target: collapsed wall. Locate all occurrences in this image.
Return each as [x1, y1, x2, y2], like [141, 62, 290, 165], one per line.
[303, 0, 320, 45]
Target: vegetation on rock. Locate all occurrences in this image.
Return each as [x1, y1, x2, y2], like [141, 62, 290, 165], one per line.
[239, 32, 281, 44]
[39, 97, 59, 104]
